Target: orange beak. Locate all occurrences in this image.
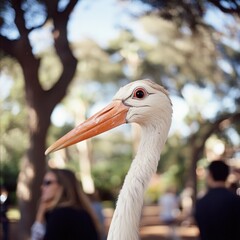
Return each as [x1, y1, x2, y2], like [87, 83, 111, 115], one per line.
[45, 100, 129, 155]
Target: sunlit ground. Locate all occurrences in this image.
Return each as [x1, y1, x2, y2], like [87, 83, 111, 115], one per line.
[7, 207, 20, 221]
[140, 225, 199, 239]
[104, 205, 199, 240]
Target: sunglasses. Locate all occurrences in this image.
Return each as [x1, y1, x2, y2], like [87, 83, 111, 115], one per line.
[42, 179, 58, 187]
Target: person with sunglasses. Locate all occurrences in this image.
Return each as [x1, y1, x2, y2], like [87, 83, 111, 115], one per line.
[31, 168, 101, 240]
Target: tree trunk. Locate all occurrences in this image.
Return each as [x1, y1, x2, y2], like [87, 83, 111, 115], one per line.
[6, 1, 79, 238]
[16, 58, 77, 240]
[17, 125, 49, 240]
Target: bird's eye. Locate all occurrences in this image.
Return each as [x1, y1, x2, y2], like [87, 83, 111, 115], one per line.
[133, 88, 147, 99]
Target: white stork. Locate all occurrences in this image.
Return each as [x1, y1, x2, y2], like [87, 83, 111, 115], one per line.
[45, 79, 172, 240]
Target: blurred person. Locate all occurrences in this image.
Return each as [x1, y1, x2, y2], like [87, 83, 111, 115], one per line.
[194, 160, 240, 240]
[31, 168, 101, 240]
[229, 182, 239, 195]
[0, 186, 10, 240]
[229, 168, 240, 196]
[88, 190, 106, 240]
[179, 185, 193, 226]
[158, 187, 181, 240]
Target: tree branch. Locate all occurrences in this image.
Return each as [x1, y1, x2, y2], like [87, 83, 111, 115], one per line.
[63, 0, 78, 16]
[44, 0, 78, 111]
[208, 0, 240, 15]
[12, 0, 30, 37]
[190, 111, 240, 173]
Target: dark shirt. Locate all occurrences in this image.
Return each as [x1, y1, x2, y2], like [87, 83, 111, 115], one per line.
[44, 206, 99, 240]
[195, 187, 240, 240]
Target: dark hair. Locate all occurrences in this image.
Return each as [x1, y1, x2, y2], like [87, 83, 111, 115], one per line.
[48, 168, 101, 236]
[208, 160, 229, 182]
[49, 168, 84, 207]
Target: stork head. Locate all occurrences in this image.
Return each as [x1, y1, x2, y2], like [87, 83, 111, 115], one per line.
[45, 79, 172, 155]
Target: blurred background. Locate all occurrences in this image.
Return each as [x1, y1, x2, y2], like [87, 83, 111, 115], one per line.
[0, 0, 240, 239]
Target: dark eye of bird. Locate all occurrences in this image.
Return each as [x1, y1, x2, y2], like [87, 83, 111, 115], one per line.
[136, 90, 144, 98]
[133, 88, 147, 99]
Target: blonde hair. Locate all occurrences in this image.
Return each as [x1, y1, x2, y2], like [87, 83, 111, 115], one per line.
[48, 168, 101, 238]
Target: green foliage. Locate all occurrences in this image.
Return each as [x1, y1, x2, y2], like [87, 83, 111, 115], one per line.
[92, 155, 131, 200]
[73, 40, 124, 82]
[38, 48, 63, 90]
[135, 0, 240, 30]
[1, 158, 19, 204]
[0, 57, 27, 197]
[158, 135, 189, 188]
[91, 133, 132, 200]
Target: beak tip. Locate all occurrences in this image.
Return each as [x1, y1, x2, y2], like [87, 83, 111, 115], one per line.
[45, 148, 51, 155]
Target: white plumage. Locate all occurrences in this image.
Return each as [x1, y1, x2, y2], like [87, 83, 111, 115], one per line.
[46, 79, 172, 240]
